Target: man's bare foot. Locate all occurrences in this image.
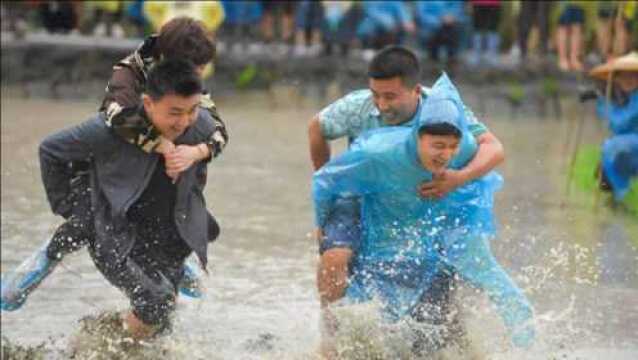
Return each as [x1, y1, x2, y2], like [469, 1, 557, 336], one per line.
[317, 338, 337, 360]
[558, 58, 570, 71]
[122, 311, 156, 340]
[570, 59, 584, 72]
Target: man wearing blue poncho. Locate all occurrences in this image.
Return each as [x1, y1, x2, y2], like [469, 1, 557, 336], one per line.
[590, 52, 638, 202]
[313, 74, 535, 353]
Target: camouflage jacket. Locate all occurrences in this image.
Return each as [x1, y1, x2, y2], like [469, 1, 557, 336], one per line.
[99, 36, 228, 157]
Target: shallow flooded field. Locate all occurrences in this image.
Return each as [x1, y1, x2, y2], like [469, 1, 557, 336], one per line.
[1, 86, 637, 359]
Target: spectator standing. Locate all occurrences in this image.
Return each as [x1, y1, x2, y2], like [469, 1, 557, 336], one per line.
[611, 1, 637, 59]
[38, 1, 78, 34]
[556, 0, 588, 72]
[469, 0, 502, 67]
[89, 1, 125, 38]
[414, 1, 466, 69]
[596, 1, 617, 62]
[260, 0, 296, 52]
[293, 0, 325, 57]
[356, 1, 415, 51]
[220, 0, 263, 55]
[517, 0, 552, 66]
[322, 1, 363, 57]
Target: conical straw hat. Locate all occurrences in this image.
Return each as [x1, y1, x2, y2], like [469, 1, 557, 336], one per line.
[589, 52, 638, 80]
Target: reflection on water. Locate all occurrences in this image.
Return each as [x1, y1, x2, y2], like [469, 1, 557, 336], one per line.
[1, 86, 637, 359]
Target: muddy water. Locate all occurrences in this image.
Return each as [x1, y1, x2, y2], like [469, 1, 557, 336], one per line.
[1, 86, 637, 359]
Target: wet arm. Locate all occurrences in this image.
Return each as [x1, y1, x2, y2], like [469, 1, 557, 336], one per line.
[457, 131, 505, 181]
[309, 115, 331, 171]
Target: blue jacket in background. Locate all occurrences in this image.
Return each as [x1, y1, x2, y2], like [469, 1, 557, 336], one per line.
[596, 90, 638, 200]
[414, 1, 466, 40]
[596, 90, 638, 136]
[221, 0, 262, 25]
[357, 1, 413, 38]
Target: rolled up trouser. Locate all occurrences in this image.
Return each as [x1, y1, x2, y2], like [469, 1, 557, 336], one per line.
[320, 197, 362, 255]
[410, 269, 462, 353]
[88, 240, 184, 327]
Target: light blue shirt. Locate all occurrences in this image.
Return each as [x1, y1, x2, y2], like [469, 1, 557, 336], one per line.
[319, 87, 488, 144]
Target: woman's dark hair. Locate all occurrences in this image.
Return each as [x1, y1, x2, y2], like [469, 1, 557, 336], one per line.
[146, 58, 203, 100]
[367, 45, 420, 88]
[418, 123, 462, 138]
[155, 17, 215, 66]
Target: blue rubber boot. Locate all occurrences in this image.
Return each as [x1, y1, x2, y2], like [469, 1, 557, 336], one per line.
[178, 259, 203, 299]
[1, 246, 58, 311]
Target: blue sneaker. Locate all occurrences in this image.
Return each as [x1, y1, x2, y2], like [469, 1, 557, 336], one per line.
[1, 247, 58, 311]
[178, 260, 203, 298]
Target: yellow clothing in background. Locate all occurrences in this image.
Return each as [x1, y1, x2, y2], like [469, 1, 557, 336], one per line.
[87, 1, 122, 13]
[144, 1, 225, 33]
[622, 0, 636, 19]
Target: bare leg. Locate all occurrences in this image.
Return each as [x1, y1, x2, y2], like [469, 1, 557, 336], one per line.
[612, 17, 629, 58]
[317, 247, 353, 359]
[282, 14, 294, 42]
[570, 24, 584, 71]
[596, 18, 612, 60]
[261, 12, 274, 43]
[556, 26, 570, 71]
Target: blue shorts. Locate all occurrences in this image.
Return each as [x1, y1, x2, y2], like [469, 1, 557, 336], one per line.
[319, 198, 362, 255]
[558, 5, 585, 25]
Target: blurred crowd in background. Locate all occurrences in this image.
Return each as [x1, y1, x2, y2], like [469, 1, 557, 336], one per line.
[1, 1, 637, 72]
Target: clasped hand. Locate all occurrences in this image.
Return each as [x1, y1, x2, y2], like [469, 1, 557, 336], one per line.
[419, 169, 464, 199]
[155, 138, 200, 183]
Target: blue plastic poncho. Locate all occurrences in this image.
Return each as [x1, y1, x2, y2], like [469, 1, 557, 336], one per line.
[596, 89, 638, 199]
[602, 134, 638, 200]
[313, 74, 535, 347]
[596, 90, 638, 136]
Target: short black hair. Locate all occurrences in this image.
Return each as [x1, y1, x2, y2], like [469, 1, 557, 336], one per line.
[367, 45, 420, 87]
[418, 123, 462, 138]
[146, 58, 203, 100]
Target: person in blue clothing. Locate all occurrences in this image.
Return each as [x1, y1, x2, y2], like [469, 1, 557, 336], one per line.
[414, 1, 467, 67]
[590, 52, 638, 201]
[308, 45, 506, 354]
[312, 74, 535, 354]
[356, 1, 415, 50]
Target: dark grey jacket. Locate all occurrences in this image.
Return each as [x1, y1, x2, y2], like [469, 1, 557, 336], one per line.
[39, 112, 216, 268]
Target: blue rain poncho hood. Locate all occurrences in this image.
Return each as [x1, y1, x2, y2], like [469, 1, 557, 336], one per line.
[313, 73, 535, 347]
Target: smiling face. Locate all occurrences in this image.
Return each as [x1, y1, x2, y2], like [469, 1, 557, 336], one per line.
[418, 133, 460, 172]
[369, 76, 421, 125]
[143, 93, 201, 141]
